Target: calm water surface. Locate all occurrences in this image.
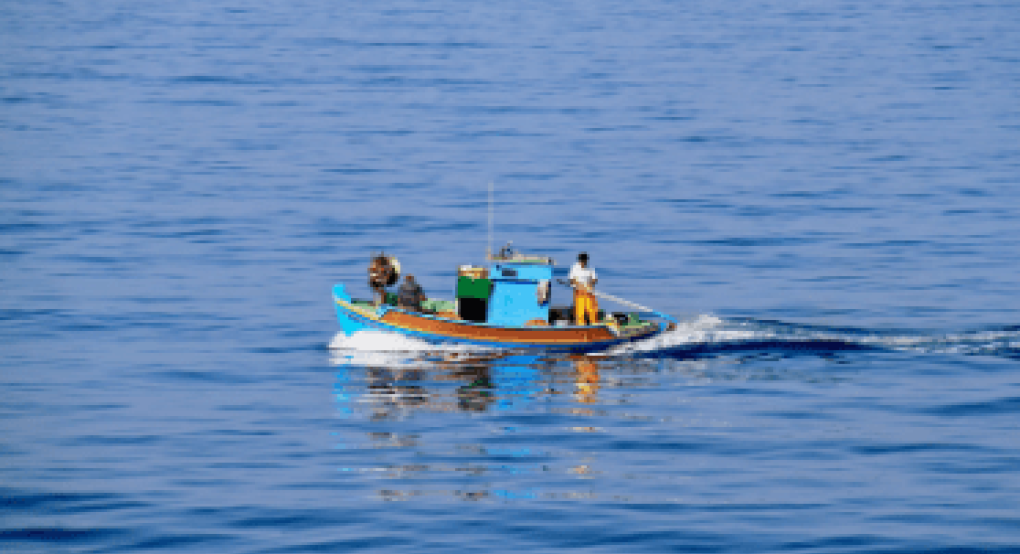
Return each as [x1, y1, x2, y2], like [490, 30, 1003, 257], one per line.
[2, 0, 1019, 552]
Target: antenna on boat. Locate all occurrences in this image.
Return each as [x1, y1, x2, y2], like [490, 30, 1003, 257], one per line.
[487, 181, 494, 261]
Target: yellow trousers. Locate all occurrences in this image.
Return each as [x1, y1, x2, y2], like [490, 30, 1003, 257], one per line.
[574, 289, 599, 326]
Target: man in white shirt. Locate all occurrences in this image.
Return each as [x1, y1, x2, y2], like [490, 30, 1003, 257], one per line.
[569, 252, 599, 325]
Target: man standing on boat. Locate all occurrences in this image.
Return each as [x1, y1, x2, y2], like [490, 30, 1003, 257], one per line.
[569, 252, 599, 326]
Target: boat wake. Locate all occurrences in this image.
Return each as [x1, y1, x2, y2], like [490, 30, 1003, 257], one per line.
[329, 316, 1020, 361]
[608, 316, 1020, 360]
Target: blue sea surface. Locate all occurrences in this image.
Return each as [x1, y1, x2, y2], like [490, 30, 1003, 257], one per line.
[2, 0, 1019, 552]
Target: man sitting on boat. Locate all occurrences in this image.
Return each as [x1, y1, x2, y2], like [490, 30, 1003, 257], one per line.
[368, 254, 396, 306]
[397, 274, 427, 312]
[569, 252, 599, 325]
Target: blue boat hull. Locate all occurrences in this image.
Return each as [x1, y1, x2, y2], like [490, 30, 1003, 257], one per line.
[332, 284, 665, 353]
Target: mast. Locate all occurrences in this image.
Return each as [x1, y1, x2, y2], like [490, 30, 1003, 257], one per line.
[487, 181, 493, 261]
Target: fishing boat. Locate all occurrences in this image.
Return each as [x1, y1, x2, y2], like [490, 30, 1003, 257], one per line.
[332, 246, 676, 353]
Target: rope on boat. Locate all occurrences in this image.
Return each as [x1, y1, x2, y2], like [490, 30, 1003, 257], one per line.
[556, 279, 679, 325]
[589, 289, 679, 325]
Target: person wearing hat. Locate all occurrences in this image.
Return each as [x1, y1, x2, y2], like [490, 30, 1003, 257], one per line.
[569, 252, 599, 325]
[368, 253, 394, 307]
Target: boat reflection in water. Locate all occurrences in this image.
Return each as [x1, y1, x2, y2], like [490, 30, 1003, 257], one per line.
[332, 350, 551, 419]
[328, 330, 870, 503]
[332, 349, 619, 418]
[329, 345, 661, 501]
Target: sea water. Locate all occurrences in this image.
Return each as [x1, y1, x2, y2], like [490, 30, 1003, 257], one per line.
[2, 0, 1019, 552]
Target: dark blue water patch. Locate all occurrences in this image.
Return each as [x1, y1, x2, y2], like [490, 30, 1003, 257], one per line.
[676, 134, 727, 144]
[0, 247, 27, 259]
[227, 508, 370, 531]
[161, 98, 241, 107]
[917, 455, 1020, 477]
[74, 403, 132, 413]
[0, 222, 51, 235]
[67, 499, 152, 517]
[100, 533, 235, 553]
[162, 228, 229, 239]
[487, 514, 733, 552]
[560, 530, 729, 553]
[843, 239, 932, 249]
[4, 69, 130, 82]
[922, 396, 1020, 418]
[0, 527, 126, 545]
[896, 192, 939, 201]
[648, 114, 695, 122]
[0, 308, 67, 323]
[124, 215, 230, 229]
[297, 36, 491, 50]
[755, 409, 838, 421]
[1, 489, 121, 512]
[198, 426, 279, 435]
[776, 535, 895, 552]
[1, 95, 46, 105]
[321, 167, 385, 174]
[779, 544, 1020, 554]
[868, 154, 913, 163]
[695, 237, 820, 247]
[171, 75, 263, 86]
[943, 209, 985, 216]
[65, 254, 148, 266]
[815, 205, 879, 214]
[258, 536, 414, 554]
[0, 308, 235, 336]
[640, 339, 877, 360]
[246, 341, 325, 355]
[990, 348, 1020, 360]
[147, 369, 261, 386]
[849, 442, 992, 457]
[63, 434, 164, 447]
[357, 75, 489, 88]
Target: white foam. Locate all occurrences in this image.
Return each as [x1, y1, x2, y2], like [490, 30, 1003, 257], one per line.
[329, 330, 493, 353]
[329, 330, 498, 368]
[605, 314, 762, 354]
[330, 330, 429, 352]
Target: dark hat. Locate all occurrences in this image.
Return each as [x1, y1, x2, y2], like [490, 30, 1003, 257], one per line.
[578, 252, 589, 262]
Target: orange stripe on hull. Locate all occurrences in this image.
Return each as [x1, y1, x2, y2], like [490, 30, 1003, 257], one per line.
[380, 311, 618, 344]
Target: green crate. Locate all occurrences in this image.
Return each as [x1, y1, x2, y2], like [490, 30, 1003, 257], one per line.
[456, 277, 492, 300]
[421, 299, 455, 313]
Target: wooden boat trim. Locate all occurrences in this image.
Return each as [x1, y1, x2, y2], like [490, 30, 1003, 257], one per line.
[379, 309, 618, 344]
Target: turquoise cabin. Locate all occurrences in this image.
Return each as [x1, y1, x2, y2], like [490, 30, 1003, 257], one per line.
[486, 261, 553, 326]
[454, 255, 554, 326]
